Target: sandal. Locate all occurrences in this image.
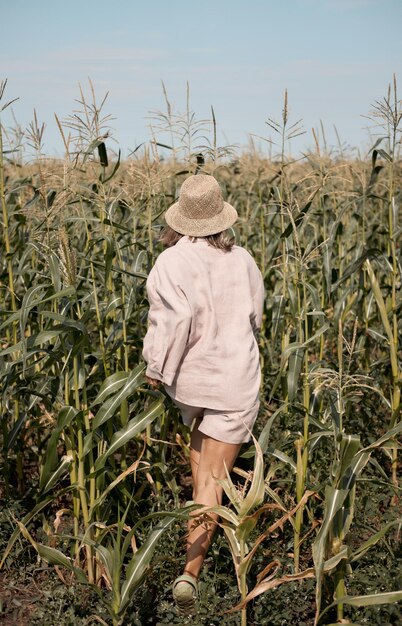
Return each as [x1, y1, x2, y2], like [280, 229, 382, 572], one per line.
[172, 573, 198, 615]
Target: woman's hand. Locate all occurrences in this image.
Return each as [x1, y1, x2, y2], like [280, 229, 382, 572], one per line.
[145, 375, 161, 389]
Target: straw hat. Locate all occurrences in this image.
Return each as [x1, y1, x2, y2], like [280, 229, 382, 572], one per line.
[165, 174, 238, 237]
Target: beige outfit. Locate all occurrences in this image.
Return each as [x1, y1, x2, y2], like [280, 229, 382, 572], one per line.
[169, 397, 260, 444]
[142, 236, 264, 442]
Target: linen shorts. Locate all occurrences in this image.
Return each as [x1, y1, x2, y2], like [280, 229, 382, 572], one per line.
[169, 397, 260, 445]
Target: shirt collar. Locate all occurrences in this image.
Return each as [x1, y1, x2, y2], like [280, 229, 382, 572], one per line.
[176, 236, 208, 245]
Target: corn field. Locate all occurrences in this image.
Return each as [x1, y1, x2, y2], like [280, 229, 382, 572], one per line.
[0, 78, 401, 625]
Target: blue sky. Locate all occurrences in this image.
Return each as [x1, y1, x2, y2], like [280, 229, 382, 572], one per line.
[2, 0, 401, 157]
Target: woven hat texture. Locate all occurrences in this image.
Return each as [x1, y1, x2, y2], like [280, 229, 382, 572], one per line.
[165, 174, 238, 237]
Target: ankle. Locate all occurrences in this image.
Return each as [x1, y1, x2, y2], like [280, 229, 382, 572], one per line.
[183, 569, 198, 581]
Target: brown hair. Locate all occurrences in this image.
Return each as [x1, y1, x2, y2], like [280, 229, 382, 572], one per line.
[159, 225, 235, 252]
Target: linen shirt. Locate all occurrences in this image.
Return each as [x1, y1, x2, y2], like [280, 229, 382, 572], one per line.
[142, 236, 264, 411]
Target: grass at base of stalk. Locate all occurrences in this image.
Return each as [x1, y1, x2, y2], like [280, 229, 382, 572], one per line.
[1, 477, 400, 626]
[1, 537, 399, 626]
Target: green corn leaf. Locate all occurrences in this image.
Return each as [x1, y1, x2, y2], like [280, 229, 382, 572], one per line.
[0, 486, 74, 568]
[365, 259, 398, 380]
[19, 284, 48, 338]
[366, 328, 389, 345]
[322, 544, 349, 574]
[329, 393, 342, 438]
[119, 515, 176, 612]
[101, 149, 121, 183]
[287, 347, 304, 403]
[90, 459, 149, 516]
[330, 249, 378, 293]
[236, 516, 259, 547]
[340, 590, 402, 605]
[324, 623, 364, 625]
[0, 284, 46, 334]
[92, 370, 131, 405]
[40, 455, 73, 494]
[0, 285, 76, 330]
[199, 504, 240, 527]
[6, 412, 28, 451]
[16, 521, 88, 584]
[257, 403, 288, 453]
[89, 257, 147, 280]
[102, 218, 132, 233]
[368, 456, 394, 482]
[376, 148, 393, 162]
[48, 250, 62, 292]
[82, 430, 100, 458]
[370, 136, 386, 152]
[0, 308, 22, 329]
[221, 525, 243, 578]
[307, 430, 334, 445]
[82, 137, 107, 163]
[103, 234, 115, 285]
[319, 590, 402, 622]
[217, 468, 243, 513]
[0, 496, 53, 568]
[77, 535, 114, 582]
[97, 141, 108, 167]
[8, 374, 55, 447]
[105, 294, 122, 316]
[312, 485, 349, 616]
[280, 193, 317, 239]
[362, 420, 402, 451]
[123, 505, 198, 557]
[304, 281, 322, 313]
[350, 519, 402, 563]
[131, 249, 148, 274]
[322, 242, 331, 299]
[312, 433, 378, 620]
[342, 451, 371, 491]
[22, 188, 41, 209]
[92, 364, 146, 429]
[40, 286, 77, 304]
[264, 484, 288, 513]
[265, 446, 297, 471]
[0, 329, 63, 356]
[271, 294, 286, 344]
[39, 406, 80, 493]
[336, 434, 361, 484]
[277, 323, 329, 375]
[94, 399, 164, 471]
[238, 435, 265, 518]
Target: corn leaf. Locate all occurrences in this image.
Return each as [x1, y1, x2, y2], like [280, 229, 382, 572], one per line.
[16, 521, 88, 584]
[94, 399, 164, 471]
[238, 435, 265, 518]
[92, 370, 131, 405]
[350, 518, 402, 563]
[92, 364, 146, 429]
[119, 515, 176, 612]
[40, 455, 73, 494]
[39, 406, 80, 493]
[319, 590, 402, 622]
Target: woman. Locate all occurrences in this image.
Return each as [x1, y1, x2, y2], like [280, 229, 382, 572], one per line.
[142, 174, 264, 614]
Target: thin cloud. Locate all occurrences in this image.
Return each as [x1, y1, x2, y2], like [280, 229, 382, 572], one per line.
[3, 44, 167, 75]
[53, 43, 166, 63]
[297, 0, 377, 8]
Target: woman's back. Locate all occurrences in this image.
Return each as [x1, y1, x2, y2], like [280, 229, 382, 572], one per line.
[143, 235, 264, 410]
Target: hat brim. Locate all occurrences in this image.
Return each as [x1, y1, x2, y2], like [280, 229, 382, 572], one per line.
[164, 201, 238, 237]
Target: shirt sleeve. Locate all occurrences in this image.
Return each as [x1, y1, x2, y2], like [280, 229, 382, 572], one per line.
[251, 267, 265, 335]
[142, 256, 192, 385]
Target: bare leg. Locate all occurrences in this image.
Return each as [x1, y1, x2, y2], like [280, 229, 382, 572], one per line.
[183, 423, 241, 579]
[189, 417, 202, 486]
